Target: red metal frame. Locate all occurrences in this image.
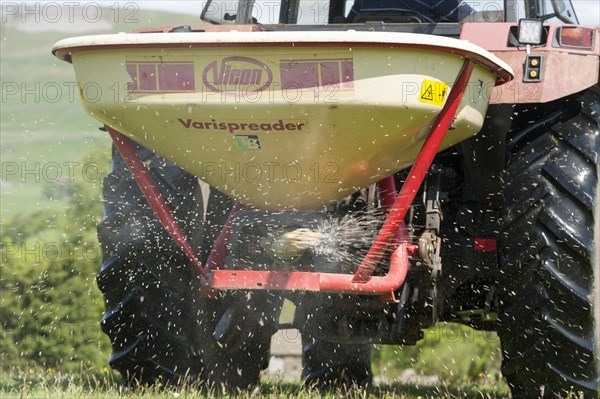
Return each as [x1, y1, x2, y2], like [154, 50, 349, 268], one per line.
[379, 175, 398, 214]
[209, 241, 414, 294]
[107, 60, 474, 301]
[107, 127, 210, 279]
[352, 60, 474, 283]
[205, 201, 244, 269]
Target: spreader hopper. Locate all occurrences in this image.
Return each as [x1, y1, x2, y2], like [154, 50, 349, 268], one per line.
[53, 30, 512, 210]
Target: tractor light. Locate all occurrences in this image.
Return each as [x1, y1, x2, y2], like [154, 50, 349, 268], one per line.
[558, 26, 594, 49]
[518, 19, 544, 45]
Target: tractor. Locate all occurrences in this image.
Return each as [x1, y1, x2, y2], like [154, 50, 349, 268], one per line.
[52, 0, 599, 396]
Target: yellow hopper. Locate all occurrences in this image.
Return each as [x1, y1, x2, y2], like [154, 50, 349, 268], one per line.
[53, 30, 512, 210]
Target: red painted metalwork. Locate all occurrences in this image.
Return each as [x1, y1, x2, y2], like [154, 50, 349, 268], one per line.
[205, 201, 244, 269]
[474, 238, 498, 252]
[379, 175, 398, 213]
[209, 241, 415, 296]
[460, 23, 600, 104]
[352, 60, 474, 283]
[107, 127, 210, 279]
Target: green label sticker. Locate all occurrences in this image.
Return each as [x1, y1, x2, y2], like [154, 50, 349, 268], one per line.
[235, 135, 261, 151]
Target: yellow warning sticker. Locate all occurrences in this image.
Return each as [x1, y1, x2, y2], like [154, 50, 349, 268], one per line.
[419, 80, 448, 106]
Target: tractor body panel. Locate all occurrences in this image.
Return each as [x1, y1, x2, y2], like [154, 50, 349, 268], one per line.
[461, 22, 600, 103]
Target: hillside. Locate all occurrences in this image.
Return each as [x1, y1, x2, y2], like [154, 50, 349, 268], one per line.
[0, 4, 204, 222]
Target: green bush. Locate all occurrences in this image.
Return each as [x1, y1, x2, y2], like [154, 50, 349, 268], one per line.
[1, 149, 111, 371]
[372, 323, 502, 381]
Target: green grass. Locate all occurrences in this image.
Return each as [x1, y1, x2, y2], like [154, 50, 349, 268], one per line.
[0, 368, 511, 399]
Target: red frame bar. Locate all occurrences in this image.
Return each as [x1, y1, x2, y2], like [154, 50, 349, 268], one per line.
[210, 242, 415, 294]
[205, 201, 244, 269]
[106, 60, 474, 299]
[352, 60, 474, 283]
[379, 175, 398, 214]
[107, 127, 210, 279]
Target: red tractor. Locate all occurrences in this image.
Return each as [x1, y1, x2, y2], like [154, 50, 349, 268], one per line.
[53, 0, 599, 396]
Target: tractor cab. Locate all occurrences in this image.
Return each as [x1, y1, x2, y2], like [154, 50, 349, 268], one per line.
[201, 0, 474, 25]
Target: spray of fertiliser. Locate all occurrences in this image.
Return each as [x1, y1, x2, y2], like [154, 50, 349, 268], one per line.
[283, 211, 384, 264]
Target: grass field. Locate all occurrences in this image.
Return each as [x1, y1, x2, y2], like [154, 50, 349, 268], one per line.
[0, 5, 205, 221]
[0, 368, 511, 399]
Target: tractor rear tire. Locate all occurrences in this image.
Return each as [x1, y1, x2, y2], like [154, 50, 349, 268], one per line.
[96, 143, 272, 388]
[197, 292, 280, 390]
[498, 84, 599, 397]
[97, 144, 205, 384]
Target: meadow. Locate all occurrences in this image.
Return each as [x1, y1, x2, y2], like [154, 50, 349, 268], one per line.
[0, 5, 202, 219]
[0, 367, 511, 399]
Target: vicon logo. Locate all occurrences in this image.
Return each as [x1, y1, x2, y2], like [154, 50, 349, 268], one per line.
[202, 57, 272, 93]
